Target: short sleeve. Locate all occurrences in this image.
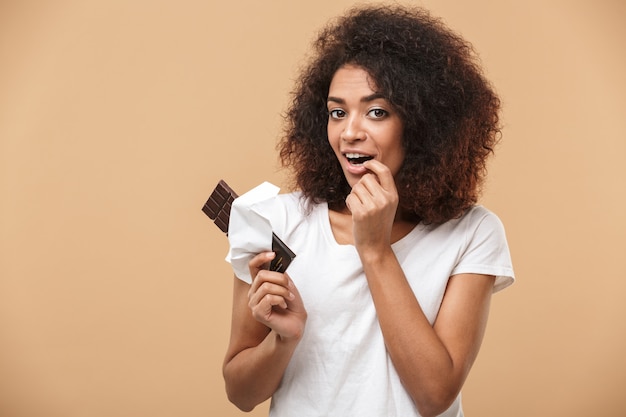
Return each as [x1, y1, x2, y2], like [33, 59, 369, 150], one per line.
[451, 208, 515, 293]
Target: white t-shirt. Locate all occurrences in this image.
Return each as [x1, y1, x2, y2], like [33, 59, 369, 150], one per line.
[228, 192, 514, 417]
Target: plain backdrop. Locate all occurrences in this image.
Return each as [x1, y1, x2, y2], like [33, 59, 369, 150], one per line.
[1, 0, 625, 416]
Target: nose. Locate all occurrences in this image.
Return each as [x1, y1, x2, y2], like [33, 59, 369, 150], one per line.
[340, 115, 365, 143]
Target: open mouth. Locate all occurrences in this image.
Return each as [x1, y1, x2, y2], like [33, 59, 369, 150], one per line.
[345, 152, 374, 166]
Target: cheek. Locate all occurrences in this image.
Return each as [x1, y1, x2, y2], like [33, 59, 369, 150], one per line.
[327, 127, 341, 152]
[388, 152, 404, 175]
[387, 131, 405, 173]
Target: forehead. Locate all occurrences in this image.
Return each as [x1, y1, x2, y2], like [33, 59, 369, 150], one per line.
[328, 65, 379, 95]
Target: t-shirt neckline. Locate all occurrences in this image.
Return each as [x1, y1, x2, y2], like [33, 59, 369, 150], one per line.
[319, 202, 424, 251]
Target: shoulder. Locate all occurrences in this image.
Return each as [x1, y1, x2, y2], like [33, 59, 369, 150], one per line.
[434, 205, 510, 255]
[267, 191, 307, 221]
[420, 205, 504, 243]
[459, 205, 505, 232]
[458, 205, 508, 243]
[275, 191, 305, 209]
[454, 206, 515, 291]
[251, 190, 304, 215]
[264, 191, 323, 236]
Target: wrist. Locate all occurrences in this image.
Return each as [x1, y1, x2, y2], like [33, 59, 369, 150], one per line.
[357, 244, 394, 266]
[273, 329, 304, 352]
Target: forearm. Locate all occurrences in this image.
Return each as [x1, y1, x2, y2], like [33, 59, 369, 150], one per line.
[360, 248, 464, 415]
[223, 264, 308, 411]
[223, 330, 299, 411]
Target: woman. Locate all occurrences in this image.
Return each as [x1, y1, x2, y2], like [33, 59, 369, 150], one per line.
[222, 5, 514, 417]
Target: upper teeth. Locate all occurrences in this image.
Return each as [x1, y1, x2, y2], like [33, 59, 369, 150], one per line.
[345, 153, 369, 159]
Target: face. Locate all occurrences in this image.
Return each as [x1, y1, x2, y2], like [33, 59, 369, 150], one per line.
[327, 65, 404, 188]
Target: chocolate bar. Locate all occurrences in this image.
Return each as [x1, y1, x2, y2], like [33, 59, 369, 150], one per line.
[202, 180, 296, 273]
[202, 180, 237, 234]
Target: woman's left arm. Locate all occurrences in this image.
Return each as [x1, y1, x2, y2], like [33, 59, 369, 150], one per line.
[348, 160, 495, 417]
[366, 258, 494, 417]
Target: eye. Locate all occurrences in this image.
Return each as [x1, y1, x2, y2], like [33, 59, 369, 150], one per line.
[328, 109, 346, 119]
[367, 108, 388, 119]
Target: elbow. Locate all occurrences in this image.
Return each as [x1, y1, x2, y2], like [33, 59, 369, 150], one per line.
[225, 391, 257, 413]
[223, 367, 261, 412]
[413, 388, 459, 417]
[416, 404, 452, 417]
[232, 402, 256, 413]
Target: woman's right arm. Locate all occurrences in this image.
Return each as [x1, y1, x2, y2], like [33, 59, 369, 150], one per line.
[222, 251, 307, 412]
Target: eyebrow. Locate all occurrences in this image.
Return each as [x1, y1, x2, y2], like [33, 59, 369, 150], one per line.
[327, 92, 387, 104]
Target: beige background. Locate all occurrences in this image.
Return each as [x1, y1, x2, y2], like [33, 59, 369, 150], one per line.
[1, 0, 624, 416]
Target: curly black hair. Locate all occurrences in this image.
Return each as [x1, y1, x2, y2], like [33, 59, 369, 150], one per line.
[279, 5, 501, 224]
